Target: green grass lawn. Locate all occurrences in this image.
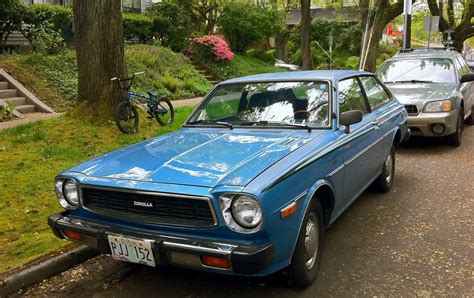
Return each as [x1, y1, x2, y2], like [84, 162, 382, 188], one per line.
[0, 106, 194, 272]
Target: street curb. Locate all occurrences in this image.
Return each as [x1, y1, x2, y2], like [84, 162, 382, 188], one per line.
[0, 246, 98, 297]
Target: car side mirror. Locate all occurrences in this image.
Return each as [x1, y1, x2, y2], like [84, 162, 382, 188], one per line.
[340, 110, 363, 133]
[460, 73, 474, 84]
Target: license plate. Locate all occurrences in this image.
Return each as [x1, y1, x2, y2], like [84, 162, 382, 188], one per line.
[107, 235, 156, 267]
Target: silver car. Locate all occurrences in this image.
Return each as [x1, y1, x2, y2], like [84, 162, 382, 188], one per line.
[377, 48, 474, 146]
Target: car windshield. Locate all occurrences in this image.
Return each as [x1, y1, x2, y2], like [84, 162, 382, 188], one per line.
[377, 58, 456, 84]
[187, 81, 330, 128]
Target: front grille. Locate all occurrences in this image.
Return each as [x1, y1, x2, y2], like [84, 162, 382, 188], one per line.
[81, 187, 216, 227]
[404, 105, 419, 115]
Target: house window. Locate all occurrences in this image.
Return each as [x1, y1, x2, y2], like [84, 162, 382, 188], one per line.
[122, 0, 141, 12]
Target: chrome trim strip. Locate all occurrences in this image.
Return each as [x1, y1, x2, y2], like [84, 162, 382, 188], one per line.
[163, 241, 234, 256]
[294, 190, 308, 203]
[79, 185, 218, 228]
[377, 107, 404, 125]
[328, 164, 345, 177]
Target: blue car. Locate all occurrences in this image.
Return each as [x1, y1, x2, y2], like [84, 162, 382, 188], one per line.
[49, 70, 409, 287]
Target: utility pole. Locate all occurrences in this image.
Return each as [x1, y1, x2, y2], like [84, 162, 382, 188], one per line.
[402, 0, 412, 50]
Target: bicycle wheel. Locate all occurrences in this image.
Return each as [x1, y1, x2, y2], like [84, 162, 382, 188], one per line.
[115, 101, 139, 134]
[154, 98, 174, 126]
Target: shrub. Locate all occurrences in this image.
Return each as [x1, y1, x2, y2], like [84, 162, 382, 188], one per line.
[123, 13, 154, 43]
[188, 35, 234, 62]
[146, 1, 194, 51]
[28, 24, 65, 54]
[21, 4, 72, 36]
[217, 2, 284, 52]
[20, 4, 72, 53]
[162, 74, 182, 92]
[0, 101, 15, 121]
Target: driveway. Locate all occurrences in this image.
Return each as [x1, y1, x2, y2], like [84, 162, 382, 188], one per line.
[23, 126, 474, 297]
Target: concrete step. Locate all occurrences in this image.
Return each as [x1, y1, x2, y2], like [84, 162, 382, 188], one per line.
[0, 89, 17, 99]
[15, 104, 36, 114]
[0, 97, 26, 106]
[0, 82, 9, 90]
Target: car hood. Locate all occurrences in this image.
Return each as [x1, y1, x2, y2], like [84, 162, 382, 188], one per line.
[385, 83, 457, 104]
[69, 129, 316, 188]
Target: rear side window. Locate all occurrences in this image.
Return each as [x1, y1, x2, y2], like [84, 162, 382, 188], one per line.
[338, 78, 368, 114]
[360, 76, 391, 110]
[456, 57, 470, 77]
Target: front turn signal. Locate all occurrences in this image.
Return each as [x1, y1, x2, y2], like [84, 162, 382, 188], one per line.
[281, 202, 298, 218]
[201, 256, 231, 269]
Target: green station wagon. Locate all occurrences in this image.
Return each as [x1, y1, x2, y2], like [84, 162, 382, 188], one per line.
[377, 48, 474, 146]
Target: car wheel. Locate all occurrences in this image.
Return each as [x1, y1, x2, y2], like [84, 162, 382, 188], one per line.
[288, 199, 324, 288]
[446, 110, 463, 146]
[372, 146, 395, 193]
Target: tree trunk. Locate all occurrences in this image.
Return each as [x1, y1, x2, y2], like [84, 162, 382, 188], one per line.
[73, 0, 127, 120]
[362, 0, 404, 72]
[300, 0, 314, 70]
[275, 31, 289, 62]
[364, 24, 385, 72]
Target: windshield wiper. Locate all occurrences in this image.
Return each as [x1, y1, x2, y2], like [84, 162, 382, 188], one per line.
[239, 120, 312, 132]
[389, 79, 434, 84]
[187, 119, 233, 129]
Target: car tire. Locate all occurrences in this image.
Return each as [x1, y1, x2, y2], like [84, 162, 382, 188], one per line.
[288, 199, 324, 288]
[372, 146, 395, 193]
[446, 110, 463, 146]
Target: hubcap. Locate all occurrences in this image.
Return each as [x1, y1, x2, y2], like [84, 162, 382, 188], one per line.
[304, 212, 319, 270]
[385, 153, 393, 184]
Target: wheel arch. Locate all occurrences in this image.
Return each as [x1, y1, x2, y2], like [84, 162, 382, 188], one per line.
[289, 179, 335, 259]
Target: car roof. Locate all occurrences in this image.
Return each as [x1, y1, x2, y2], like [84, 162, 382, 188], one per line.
[387, 48, 462, 61]
[220, 70, 373, 85]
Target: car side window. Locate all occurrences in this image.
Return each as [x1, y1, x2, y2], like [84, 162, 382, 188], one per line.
[360, 76, 391, 110]
[456, 57, 470, 77]
[338, 78, 368, 115]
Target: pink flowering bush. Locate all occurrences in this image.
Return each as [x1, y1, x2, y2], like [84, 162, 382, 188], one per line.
[188, 35, 234, 62]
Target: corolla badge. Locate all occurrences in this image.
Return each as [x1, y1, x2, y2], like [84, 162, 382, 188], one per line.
[133, 201, 154, 208]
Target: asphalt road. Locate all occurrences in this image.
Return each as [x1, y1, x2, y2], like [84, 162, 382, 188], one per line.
[22, 125, 474, 297]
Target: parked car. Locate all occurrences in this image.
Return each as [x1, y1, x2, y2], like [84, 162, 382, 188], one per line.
[48, 70, 409, 287]
[377, 48, 474, 146]
[275, 59, 300, 71]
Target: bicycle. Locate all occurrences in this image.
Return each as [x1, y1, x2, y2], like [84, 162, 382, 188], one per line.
[111, 72, 174, 134]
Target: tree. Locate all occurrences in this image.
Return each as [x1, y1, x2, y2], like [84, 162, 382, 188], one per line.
[218, 2, 284, 53]
[0, 0, 25, 52]
[73, 0, 127, 119]
[300, 0, 314, 70]
[427, 0, 474, 52]
[360, 0, 406, 72]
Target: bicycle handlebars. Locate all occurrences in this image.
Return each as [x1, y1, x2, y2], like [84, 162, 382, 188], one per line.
[110, 72, 144, 82]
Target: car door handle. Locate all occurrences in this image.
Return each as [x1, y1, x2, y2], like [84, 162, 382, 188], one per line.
[371, 120, 379, 126]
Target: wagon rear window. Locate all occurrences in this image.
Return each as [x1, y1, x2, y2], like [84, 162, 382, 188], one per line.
[188, 81, 330, 129]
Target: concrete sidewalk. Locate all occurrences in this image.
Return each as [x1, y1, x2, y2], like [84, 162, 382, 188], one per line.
[172, 97, 202, 108]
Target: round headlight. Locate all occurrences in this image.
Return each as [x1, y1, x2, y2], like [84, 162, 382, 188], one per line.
[231, 195, 262, 228]
[62, 179, 79, 206]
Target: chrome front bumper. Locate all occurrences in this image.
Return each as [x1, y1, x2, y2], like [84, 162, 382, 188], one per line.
[48, 213, 274, 275]
[407, 109, 458, 137]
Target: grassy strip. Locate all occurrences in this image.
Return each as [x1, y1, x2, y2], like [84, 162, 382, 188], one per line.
[0, 107, 194, 272]
[207, 54, 284, 80]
